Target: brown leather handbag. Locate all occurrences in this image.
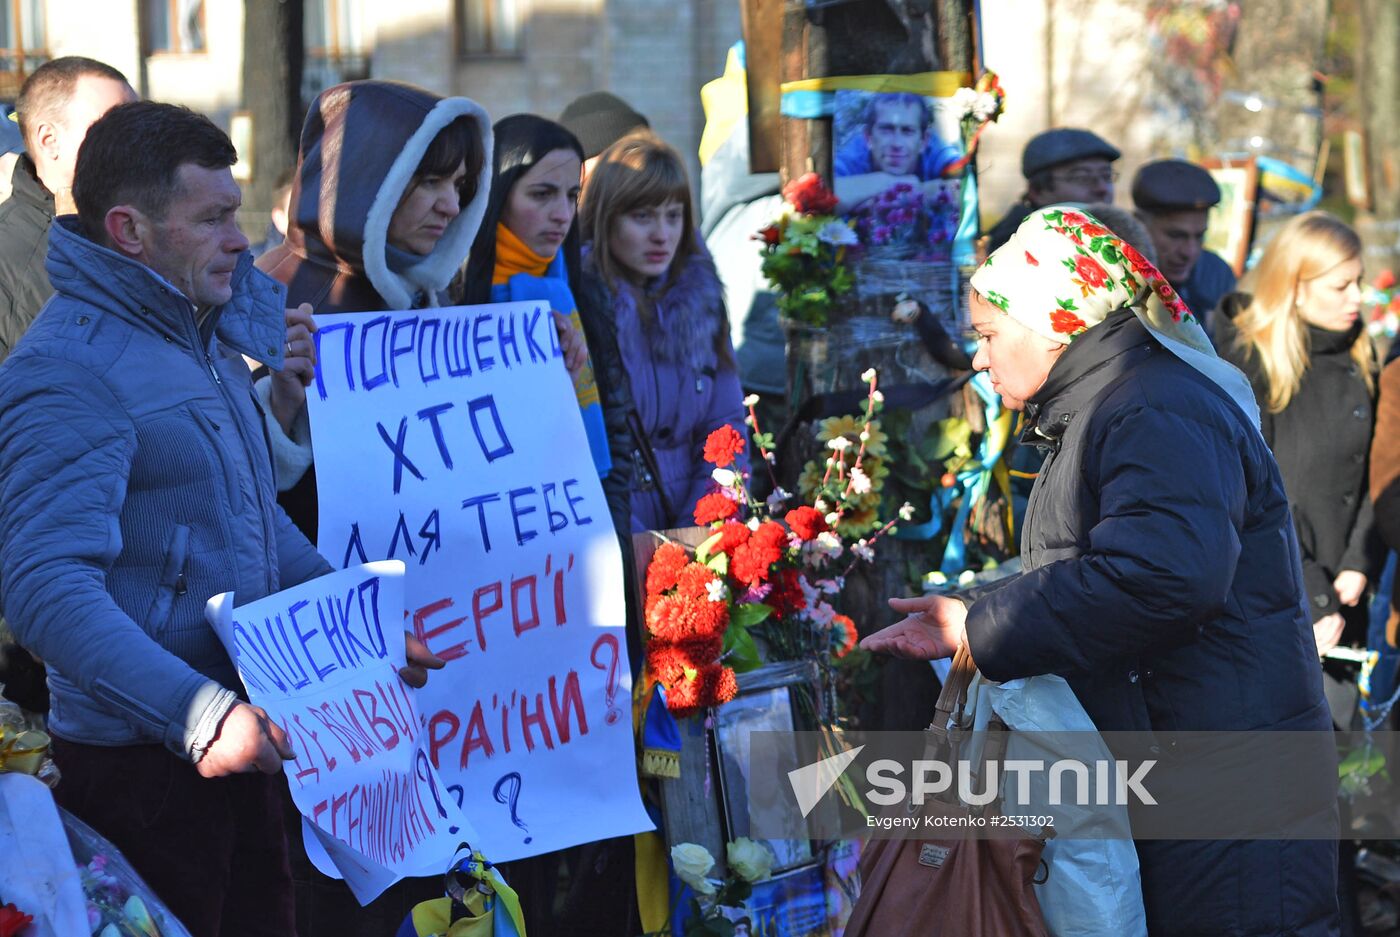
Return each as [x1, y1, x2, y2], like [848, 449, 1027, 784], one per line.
[844, 645, 1051, 937]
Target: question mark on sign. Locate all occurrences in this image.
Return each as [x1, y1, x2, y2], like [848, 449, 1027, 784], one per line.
[492, 772, 531, 844]
[591, 633, 622, 725]
[447, 784, 465, 834]
[416, 751, 450, 825]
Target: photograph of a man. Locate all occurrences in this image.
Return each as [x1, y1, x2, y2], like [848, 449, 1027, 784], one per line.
[833, 91, 961, 212]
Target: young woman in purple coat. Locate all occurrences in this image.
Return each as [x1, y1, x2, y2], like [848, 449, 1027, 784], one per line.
[579, 131, 749, 531]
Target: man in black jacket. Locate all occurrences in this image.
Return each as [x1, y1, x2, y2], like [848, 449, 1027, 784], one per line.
[0, 56, 135, 362]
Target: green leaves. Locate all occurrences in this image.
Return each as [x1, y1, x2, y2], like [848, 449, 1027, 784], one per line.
[731, 602, 774, 629]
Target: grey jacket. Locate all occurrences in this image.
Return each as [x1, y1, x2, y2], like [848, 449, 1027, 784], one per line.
[0, 216, 332, 758]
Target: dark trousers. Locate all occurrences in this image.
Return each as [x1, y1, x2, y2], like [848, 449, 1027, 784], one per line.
[52, 737, 296, 937]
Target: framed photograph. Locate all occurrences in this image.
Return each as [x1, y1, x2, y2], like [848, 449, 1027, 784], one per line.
[713, 680, 814, 872]
[1200, 157, 1258, 277]
[832, 89, 964, 262]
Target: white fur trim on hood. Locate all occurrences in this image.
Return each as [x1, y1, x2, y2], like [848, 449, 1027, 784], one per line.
[361, 96, 494, 310]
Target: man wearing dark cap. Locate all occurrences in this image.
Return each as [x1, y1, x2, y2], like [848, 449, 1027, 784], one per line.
[1132, 158, 1236, 331]
[984, 127, 1121, 252]
[558, 91, 649, 180]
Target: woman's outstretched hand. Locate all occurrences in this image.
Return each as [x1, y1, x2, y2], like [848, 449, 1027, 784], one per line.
[861, 595, 968, 660]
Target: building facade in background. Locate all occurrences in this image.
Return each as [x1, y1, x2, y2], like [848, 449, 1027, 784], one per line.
[4, 0, 739, 220]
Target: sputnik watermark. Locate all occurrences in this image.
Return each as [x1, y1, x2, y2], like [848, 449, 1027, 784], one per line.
[865, 757, 1157, 808]
[788, 747, 1155, 819]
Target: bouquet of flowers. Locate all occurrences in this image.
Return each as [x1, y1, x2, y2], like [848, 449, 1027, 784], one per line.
[65, 810, 190, 936]
[755, 172, 856, 328]
[643, 371, 909, 717]
[669, 839, 775, 937]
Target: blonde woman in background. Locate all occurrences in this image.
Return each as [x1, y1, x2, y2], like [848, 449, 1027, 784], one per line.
[1214, 211, 1384, 661]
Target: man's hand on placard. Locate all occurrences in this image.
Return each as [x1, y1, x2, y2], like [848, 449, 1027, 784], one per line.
[399, 630, 446, 689]
[861, 595, 968, 660]
[270, 303, 317, 434]
[195, 702, 295, 778]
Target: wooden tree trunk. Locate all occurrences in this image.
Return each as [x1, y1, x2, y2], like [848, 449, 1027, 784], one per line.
[1356, 0, 1400, 276]
[776, 0, 976, 731]
[240, 0, 303, 234]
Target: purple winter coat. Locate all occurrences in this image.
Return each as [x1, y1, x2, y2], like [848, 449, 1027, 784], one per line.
[585, 247, 748, 532]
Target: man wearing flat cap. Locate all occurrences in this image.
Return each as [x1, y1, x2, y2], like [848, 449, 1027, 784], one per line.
[1132, 158, 1237, 331]
[558, 90, 649, 182]
[985, 127, 1121, 252]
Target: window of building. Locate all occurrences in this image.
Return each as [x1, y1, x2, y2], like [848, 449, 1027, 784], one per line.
[0, 0, 48, 93]
[457, 0, 522, 58]
[303, 0, 369, 107]
[142, 0, 207, 55]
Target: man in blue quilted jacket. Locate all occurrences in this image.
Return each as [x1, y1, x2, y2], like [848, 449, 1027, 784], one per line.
[0, 101, 440, 936]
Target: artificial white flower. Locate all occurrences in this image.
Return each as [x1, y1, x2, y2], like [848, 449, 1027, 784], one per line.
[727, 837, 775, 883]
[852, 539, 875, 562]
[809, 601, 837, 627]
[899, 501, 916, 521]
[824, 511, 842, 527]
[706, 580, 729, 603]
[859, 429, 870, 442]
[814, 498, 830, 513]
[827, 436, 851, 452]
[671, 843, 718, 895]
[817, 576, 842, 594]
[711, 467, 737, 487]
[817, 220, 859, 247]
[952, 86, 980, 118]
[815, 531, 844, 558]
[849, 466, 872, 495]
[765, 486, 792, 511]
[747, 516, 762, 531]
[872, 390, 884, 403]
[860, 367, 877, 383]
[743, 393, 760, 407]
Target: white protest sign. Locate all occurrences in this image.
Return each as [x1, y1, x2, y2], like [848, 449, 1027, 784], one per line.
[306, 303, 652, 862]
[205, 560, 476, 903]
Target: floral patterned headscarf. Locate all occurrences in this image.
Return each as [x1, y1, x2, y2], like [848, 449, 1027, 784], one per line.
[971, 205, 1259, 428]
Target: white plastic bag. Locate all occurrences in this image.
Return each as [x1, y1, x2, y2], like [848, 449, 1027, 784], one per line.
[972, 674, 1148, 937]
[0, 773, 90, 936]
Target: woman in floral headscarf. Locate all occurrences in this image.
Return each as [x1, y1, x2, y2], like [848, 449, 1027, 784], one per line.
[866, 207, 1339, 936]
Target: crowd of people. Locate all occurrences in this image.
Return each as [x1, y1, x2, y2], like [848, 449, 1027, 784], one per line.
[0, 49, 1393, 937]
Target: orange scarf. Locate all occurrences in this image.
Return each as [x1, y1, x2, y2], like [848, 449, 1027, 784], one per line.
[492, 223, 552, 285]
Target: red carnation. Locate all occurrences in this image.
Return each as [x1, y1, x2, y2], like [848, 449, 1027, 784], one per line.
[646, 542, 689, 596]
[755, 224, 782, 246]
[1073, 255, 1108, 288]
[649, 638, 723, 685]
[752, 520, 787, 548]
[716, 521, 750, 554]
[831, 614, 859, 658]
[0, 904, 33, 937]
[732, 537, 781, 586]
[694, 491, 738, 525]
[1049, 309, 1087, 335]
[782, 172, 840, 215]
[676, 561, 719, 600]
[785, 506, 828, 542]
[666, 663, 739, 715]
[765, 568, 808, 621]
[645, 593, 729, 642]
[703, 425, 747, 468]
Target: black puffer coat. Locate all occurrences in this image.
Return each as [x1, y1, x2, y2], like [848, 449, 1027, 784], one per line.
[964, 311, 1338, 936]
[1213, 294, 1384, 628]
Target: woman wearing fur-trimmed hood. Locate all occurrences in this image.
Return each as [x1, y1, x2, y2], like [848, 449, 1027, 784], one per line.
[257, 79, 493, 540]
